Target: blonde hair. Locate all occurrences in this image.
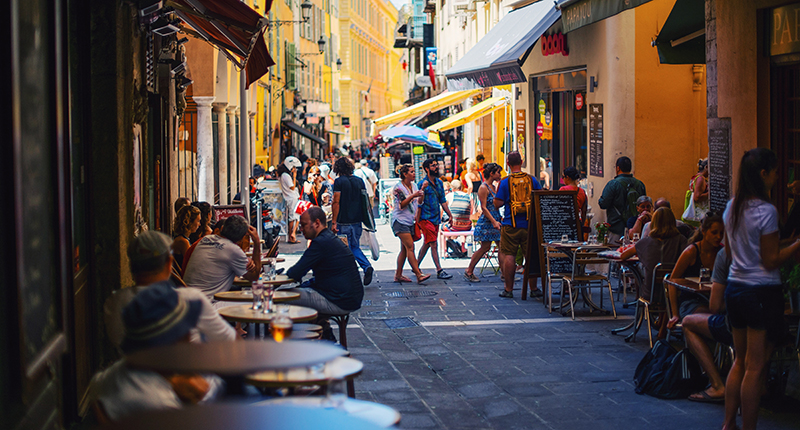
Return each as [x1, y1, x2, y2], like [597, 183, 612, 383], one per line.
[649, 207, 680, 240]
[450, 179, 462, 191]
[466, 158, 477, 172]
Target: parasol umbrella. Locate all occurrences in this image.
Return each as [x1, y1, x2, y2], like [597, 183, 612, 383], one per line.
[379, 126, 443, 150]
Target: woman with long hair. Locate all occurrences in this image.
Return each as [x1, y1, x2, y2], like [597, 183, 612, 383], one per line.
[668, 214, 724, 327]
[171, 205, 201, 271]
[463, 158, 482, 206]
[188, 201, 212, 244]
[721, 148, 800, 430]
[691, 158, 710, 220]
[391, 164, 430, 284]
[560, 166, 588, 236]
[278, 156, 302, 243]
[463, 163, 503, 282]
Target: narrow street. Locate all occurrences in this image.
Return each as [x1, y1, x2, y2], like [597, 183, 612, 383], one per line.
[282, 224, 800, 430]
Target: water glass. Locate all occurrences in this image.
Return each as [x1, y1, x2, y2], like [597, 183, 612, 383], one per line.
[700, 267, 711, 283]
[561, 234, 569, 243]
[261, 285, 274, 313]
[589, 234, 597, 244]
[251, 282, 263, 310]
[325, 378, 347, 409]
[632, 233, 640, 242]
[270, 313, 293, 342]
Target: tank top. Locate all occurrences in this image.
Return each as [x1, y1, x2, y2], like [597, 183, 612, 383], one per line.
[683, 243, 703, 278]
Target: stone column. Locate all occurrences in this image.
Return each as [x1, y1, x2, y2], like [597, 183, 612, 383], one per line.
[194, 96, 215, 203]
[227, 106, 239, 199]
[213, 102, 228, 204]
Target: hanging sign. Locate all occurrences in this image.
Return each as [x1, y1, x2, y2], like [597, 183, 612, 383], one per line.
[515, 109, 527, 151]
[538, 99, 546, 116]
[575, 93, 584, 110]
[536, 122, 544, 137]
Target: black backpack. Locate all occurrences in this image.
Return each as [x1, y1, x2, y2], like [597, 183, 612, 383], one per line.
[446, 239, 467, 258]
[634, 340, 707, 399]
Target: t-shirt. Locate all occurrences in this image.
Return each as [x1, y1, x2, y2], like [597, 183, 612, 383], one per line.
[711, 247, 730, 285]
[354, 166, 378, 198]
[723, 199, 781, 285]
[176, 287, 236, 342]
[392, 182, 418, 226]
[333, 175, 366, 224]
[279, 172, 297, 201]
[634, 233, 688, 301]
[494, 173, 542, 229]
[417, 177, 447, 224]
[183, 235, 249, 299]
[448, 191, 472, 231]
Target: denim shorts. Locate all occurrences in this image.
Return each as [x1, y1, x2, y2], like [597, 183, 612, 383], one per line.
[725, 282, 786, 344]
[392, 220, 414, 237]
[707, 314, 733, 346]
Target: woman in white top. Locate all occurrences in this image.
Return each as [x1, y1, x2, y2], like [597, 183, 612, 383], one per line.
[278, 156, 302, 243]
[391, 164, 430, 284]
[721, 148, 800, 430]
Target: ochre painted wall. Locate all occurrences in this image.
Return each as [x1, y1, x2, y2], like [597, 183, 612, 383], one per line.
[184, 38, 217, 97]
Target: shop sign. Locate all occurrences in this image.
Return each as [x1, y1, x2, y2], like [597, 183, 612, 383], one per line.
[589, 104, 604, 177]
[541, 32, 569, 57]
[538, 99, 546, 115]
[575, 93, 584, 110]
[771, 4, 800, 56]
[536, 122, 544, 137]
[515, 109, 526, 151]
[544, 111, 551, 125]
[561, 0, 654, 34]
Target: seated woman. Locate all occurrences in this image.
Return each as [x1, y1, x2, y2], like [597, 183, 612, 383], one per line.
[668, 214, 724, 328]
[171, 205, 201, 271]
[620, 207, 688, 302]
[188, 201, 212, 244]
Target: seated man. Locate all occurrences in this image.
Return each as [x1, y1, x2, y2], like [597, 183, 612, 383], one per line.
[626, 195, 653, 241]
[183, 215, 261, 301]
[641, 198, 694, 239]
[89, 283, 224, 423]
[446, 179, 473, 231]
[287, 206, 363, 338]
[680, 248, 732, 403]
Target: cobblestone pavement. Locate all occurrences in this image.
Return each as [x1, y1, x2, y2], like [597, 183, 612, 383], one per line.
[280, 224, 800, 429]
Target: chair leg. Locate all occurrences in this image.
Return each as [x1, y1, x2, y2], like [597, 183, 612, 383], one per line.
[568, 281, 576, 320]
[606, 282, 617, 318]
[645, 306, 654, 348]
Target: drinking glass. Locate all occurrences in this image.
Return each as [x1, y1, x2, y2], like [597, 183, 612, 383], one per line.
[632, 233, 640, 242]
[700, 268, 711, 283]
[325, 378, 347, 409]
[561, 234, 569, 243]
[251, 281, 263, 310]
[264, 258, 276, 281]
[589, 234, 597, 244]
[261, 285, 274, 313]
[270, 313, 293, 342]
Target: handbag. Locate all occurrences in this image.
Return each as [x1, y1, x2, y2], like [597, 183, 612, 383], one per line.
[361, 188, 376, 232]
[413, 204, 423, 242]
[681, 177, 699, 226]
[366, 230, 380, 261]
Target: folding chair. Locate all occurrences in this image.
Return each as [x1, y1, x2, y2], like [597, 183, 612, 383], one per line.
[633, 263, 674, 347]
[560, 247, 617, 320]
[479, 243, 501, 275]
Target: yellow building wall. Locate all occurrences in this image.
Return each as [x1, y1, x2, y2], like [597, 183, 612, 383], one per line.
[634, 0, 707, 216]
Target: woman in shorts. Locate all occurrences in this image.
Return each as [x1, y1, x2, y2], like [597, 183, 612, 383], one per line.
[463, 162, 503, 282]
[391, 164, 430, 284]
[722, 148, 800, 430]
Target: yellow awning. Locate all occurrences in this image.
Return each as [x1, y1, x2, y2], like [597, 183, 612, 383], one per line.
[426, 97, 507, 134]
[372, 89, 481, 127]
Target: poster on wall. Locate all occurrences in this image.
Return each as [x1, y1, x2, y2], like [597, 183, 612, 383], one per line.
[589, 104, 604, 177]
[257, 180, 288, 236]
[708, 121, 731, 214]
[515, 109, 527, 153]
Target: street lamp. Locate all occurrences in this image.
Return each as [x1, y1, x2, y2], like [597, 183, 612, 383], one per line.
[297, 36, 325, 56]
[336, 58, 342, 70]
[267, 0, 313, 28]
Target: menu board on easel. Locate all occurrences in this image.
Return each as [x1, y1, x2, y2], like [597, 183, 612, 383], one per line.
[708, 121, 731, 214]
[525, 190, 581, 279]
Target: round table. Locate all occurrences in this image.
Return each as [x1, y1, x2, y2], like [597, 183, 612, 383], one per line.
[218, 304, 318, 324]
[245, 356, 364, 388]
[103, 404, 385, 430]
[214, 290, 300, 303]
[233, 274, 297, 288]
[125, 341, 347, 375]
[258, 398, 401, 428]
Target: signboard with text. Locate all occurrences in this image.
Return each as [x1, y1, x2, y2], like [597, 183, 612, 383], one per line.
[708, 121, 732, 214]
[515, 109, 527, 152]
[771, 3, 800, 56]
[589, 104, 604, 177]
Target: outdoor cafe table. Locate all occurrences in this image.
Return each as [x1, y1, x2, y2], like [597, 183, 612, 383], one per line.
[125, 341, 347, 375]
[260, 398, 401, 428]
[218, 304, 318, 324]
[104, 404, 386, 430]
[599, 251, 645, 340]
[214, 290, 300, 303]
[245, 356, 364, 388]
[665, 277, 712, 297]
[233, 274, 296, 288]
[545, 241, 612, 314]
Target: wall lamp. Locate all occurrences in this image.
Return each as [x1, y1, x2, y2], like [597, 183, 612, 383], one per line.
[296, 37, 326, 56]
[589, 75, 598, 93]
[267, 0, 313, 28]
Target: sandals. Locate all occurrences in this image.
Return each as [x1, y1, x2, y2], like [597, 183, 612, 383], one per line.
[286, 239, 301, 244]
[394, 275, 413, 283]
[464, 272, 481, 283]
[688, 390, 724, 403]
[416, 274, 431, 284]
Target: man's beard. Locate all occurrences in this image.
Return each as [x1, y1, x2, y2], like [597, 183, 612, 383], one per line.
[428, 169, 440, 178]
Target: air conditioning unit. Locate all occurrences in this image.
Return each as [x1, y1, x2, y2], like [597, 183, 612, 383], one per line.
[453, 0, 470, 11]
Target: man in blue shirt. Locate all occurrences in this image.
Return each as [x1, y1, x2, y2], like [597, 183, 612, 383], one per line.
[417, 158, 454, 279]
[494, 151, 542, 298]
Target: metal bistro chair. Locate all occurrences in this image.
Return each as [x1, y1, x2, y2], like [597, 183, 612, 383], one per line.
[479, 243, 501, 275]
[560, 247, 617, 320]
[543, 244, 571, 313]
[633, 262, 674, 347]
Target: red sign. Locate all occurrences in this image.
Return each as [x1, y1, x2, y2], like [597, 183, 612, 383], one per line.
[575, 93, 584, 110]
[541, 32, 569, 57]
[536, 122, 544, 137]
[214, 204, 248, 222]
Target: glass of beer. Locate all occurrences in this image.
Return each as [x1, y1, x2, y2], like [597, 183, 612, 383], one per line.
[270, 314, 293, 342]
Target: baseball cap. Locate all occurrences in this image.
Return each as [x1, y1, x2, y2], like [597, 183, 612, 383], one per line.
[284, 156, 301, 169]
[121, 281, 202, 353]
[128, 231, 172, 273]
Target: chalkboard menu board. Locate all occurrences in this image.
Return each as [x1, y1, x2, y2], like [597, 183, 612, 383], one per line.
[525, 190, 581, 282]
[708, 124, 731, 214]
[589, 104, 604, 177]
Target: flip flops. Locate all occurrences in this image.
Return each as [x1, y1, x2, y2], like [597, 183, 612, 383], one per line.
[688, 390, 724, 403]
[416, 274, 431, 284]
[394, 275, 412, 283]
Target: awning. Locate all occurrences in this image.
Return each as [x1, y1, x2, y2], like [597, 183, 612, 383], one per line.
[282, 121, 327, 146]
[372, 90, 481, 127]
[427, 97, 508, 134]
[170, 0, 275, 88]
[445, 2, 560, 90]
[653, 0, 705, 64]
[328, 130, 346, 135]
[559, 0, 653, 33]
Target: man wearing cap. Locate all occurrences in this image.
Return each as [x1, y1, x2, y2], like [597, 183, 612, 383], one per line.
[127, 230, 237, 342]
[183, 215, 261, 300]
[89, 283, 224, 423]
[279, 156, 302, 243]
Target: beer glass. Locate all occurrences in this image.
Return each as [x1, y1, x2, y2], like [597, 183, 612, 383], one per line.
[270, 313, 293, 342]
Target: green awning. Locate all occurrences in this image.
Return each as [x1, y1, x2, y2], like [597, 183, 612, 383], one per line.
[653, 0, 705, 64]
[559, 0, 653, 33]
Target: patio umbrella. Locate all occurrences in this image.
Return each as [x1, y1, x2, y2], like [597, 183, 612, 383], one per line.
[379, 126, 443, 150]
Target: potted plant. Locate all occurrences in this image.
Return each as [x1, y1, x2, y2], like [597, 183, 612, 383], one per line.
[780, 262, 800, 314]
[594, 222, 611, 245]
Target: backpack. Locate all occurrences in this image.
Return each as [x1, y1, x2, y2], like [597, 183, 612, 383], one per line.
[508, 172, 533, 228]
[619, 177, 643, 221]
[446, 238, 467, 258]
[634, 340, 707, 399]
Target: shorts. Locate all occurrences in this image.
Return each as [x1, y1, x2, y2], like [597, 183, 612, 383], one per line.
[725, 282, 786, 344]
[708, 314, 733, 346]
[500, 225, 528, 258]
[679, 297, 707, 319]
[392, 220, 414, 236]
[418, 220, 439, 244]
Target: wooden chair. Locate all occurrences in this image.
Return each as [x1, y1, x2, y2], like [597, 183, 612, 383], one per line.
[265, 238, 280, 258]
[560, 247, 616, 320]
[632, 263, 674, 347]
[543, 245, 571, 313]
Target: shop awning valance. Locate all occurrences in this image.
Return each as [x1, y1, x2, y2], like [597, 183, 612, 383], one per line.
[170, 0, 274, 88]
[445, 2, 560, 90]
[559, 0, 653, 33]
[427, 96, 508, 134]
[372, 90, 480, 127]
[283, 120, 327, 146]
[653, 0, 705, 64]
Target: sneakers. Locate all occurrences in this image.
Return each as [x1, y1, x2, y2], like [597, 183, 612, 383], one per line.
[363, 267, 374, 286]
[499, 290, 513, 298]
[463, 272, 481, 283]
[437, 269, 453, 279]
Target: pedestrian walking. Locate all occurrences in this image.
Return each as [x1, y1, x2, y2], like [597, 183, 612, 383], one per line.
[417, 158, 455, 280]
[494, 151, 542, 298]
[331, 157, 374, 285]
[721, 148, 800, 430]
[464, 162, 503, 282]
[598, 156, 647, 245]
[278, 156, 302, 244]
[354, 160, 379, 200]
[391, 164, 430, 284]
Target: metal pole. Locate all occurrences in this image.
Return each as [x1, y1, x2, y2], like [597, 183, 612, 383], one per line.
[256, 200, 263, 242]
[267, 68, 273, 163]
[240, 69, 250, 216]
